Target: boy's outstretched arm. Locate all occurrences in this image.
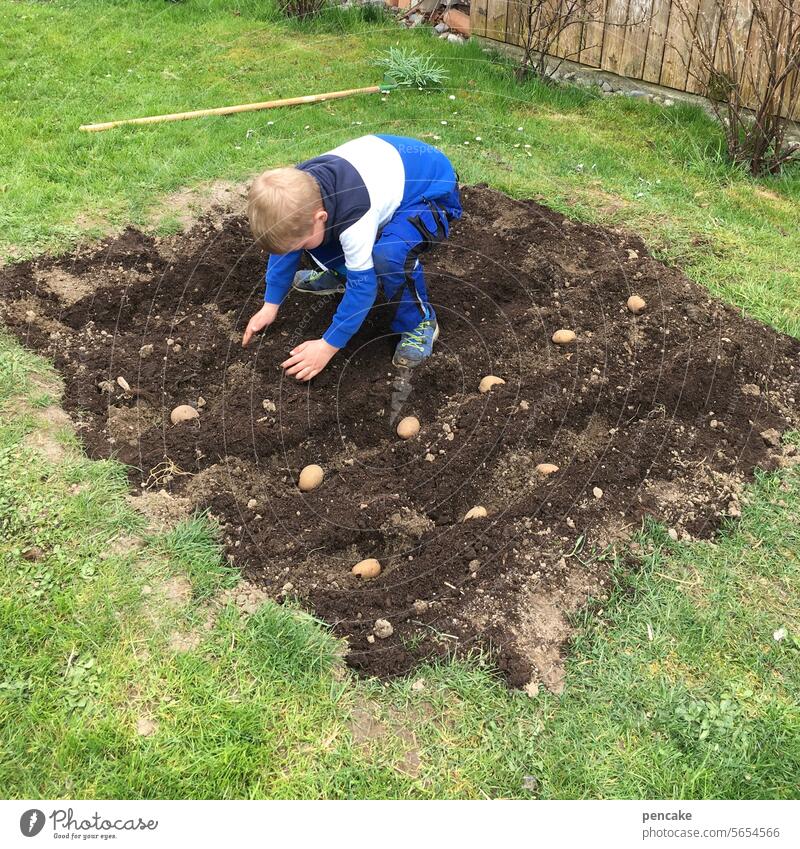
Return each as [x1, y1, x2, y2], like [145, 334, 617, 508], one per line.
[281, 266, 378, 381]
[242, 250, 302, 347]
[322, 267, 378, 349]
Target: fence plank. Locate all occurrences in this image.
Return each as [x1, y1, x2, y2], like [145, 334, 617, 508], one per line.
[580, 0, 608, 65]
[739, 2, 764, 108]
[684, 0, 722, 94]
[601, 0, 631, 74]
[471, 0, 490, 38]
[641, 0, 673, 83]
[486, 0, 510, 40]
[536, 0, 563, 58]
[555, 0, 588, 62]
[504, 0, 526, 46]
[620, 0, 656, 79]
[712, 0, 754, 97]
[660, 0, 696, 89]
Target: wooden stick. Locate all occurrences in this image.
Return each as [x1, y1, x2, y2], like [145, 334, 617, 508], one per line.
[79, 85, 382, 132]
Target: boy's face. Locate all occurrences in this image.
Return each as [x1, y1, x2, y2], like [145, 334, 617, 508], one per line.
[292, 208, 327, 251]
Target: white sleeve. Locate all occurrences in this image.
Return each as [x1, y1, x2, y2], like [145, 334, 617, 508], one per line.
[339, 212, 380, 272]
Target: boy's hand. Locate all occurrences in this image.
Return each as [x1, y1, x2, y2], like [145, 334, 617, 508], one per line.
[242, 302, 279, 347]
[281, 339, 339, 382]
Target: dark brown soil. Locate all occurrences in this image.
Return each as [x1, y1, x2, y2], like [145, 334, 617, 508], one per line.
[3, 185, 798, 691]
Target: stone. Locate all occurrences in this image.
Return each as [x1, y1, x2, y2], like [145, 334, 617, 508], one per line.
[592, 486, 603, 499]
[760, 428, 781, 448]
[443, 8, 471, 36]
[374, 618, 394, 639]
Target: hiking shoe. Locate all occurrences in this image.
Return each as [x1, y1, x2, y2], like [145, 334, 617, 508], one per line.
[392, 319, 440, 368]
[292, 268, 346, 295]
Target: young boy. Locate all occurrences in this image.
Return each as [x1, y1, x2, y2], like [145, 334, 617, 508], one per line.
[242, 134, 461, 381]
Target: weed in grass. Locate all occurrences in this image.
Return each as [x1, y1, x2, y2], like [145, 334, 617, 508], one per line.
[148, 512, 238, 600]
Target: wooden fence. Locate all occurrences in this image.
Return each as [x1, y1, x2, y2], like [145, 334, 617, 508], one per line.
[470, 0, 800, 119]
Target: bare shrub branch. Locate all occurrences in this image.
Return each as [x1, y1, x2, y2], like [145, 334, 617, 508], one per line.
[674, 0, 800, 175]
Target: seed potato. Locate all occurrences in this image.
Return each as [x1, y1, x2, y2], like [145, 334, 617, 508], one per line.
[298, 464, 324, 492]
[464, 505, 488, 521]
[627, 295, 646, 314]
[352, 558, 382, 579]
[479, 375, 506, 393]
[552, 329, 576, 345]
[396, 416, 420, 439]
[170, 404, 199, 425]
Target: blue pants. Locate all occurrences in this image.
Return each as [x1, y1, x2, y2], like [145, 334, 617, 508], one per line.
[307, 192, 461, 334]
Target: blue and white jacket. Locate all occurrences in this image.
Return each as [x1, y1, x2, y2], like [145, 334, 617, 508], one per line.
[263, 134, 460, 349]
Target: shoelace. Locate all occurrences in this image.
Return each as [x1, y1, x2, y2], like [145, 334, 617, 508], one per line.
[306, 269, 343, 283]
[401, 321, 434, 353]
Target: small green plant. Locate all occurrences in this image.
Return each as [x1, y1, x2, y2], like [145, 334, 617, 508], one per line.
[659, 691, 751, 752]
[63, 653, 101, 713]
[375, 47, 448, 90]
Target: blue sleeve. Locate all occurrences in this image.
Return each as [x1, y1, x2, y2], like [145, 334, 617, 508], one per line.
[322, 267, 378, 349]
[264, 251, 302, 305]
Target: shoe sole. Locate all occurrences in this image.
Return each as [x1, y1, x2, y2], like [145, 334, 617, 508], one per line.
[392, 322, 440, 368]
[291, 282, 346, 296]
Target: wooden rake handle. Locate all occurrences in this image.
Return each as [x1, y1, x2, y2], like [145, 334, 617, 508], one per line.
[79, 85, 382, 132]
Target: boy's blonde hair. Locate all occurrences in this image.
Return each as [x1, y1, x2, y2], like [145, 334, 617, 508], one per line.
[247, 168, 322, 254]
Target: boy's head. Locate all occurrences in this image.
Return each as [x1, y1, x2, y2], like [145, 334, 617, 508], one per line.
[247, 168, 328, 255]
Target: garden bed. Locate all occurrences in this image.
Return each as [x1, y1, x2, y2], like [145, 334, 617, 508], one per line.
[2, 185, 797, 690]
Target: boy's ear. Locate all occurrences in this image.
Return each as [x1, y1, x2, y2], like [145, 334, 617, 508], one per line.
[316, 208, 328, 223]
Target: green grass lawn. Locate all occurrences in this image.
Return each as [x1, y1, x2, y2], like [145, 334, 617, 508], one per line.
[1, 0, 799, 799]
